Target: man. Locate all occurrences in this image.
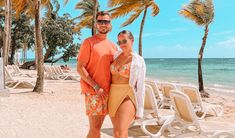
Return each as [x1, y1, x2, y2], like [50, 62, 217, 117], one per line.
[77, 11, 117, 138]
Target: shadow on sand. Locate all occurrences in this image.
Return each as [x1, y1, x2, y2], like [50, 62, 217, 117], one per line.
[101, 125, 162, 138]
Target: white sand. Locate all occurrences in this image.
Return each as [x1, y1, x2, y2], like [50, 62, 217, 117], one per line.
[0, 69, 235, 138]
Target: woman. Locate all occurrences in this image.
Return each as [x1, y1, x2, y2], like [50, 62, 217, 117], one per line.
[108, 30, 146, 138]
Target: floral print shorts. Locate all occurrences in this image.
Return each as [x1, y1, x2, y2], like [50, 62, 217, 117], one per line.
[85, 93, 108, 116]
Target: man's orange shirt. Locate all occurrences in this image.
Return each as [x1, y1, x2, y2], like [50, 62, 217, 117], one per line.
[77, 34, 117, 94]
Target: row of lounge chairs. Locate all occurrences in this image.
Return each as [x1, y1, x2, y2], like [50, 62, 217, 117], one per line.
[145, 80, 223, 119]
[44, 65, 80, 81]
[136, 80, 234, 137]
[4, 65, 80, 89]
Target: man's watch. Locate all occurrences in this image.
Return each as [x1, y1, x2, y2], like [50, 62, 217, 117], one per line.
[93, 84, 100, 91]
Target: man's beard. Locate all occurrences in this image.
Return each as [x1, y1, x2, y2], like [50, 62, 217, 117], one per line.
[98, 28, 110, 34]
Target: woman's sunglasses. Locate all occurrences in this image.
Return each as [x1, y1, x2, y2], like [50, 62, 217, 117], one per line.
[117, 39, 127, 45]
[97, 20, 111, 25]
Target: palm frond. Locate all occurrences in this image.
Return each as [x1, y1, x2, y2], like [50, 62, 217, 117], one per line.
[74, 11, 91, 20]
[75, 3, 93, 13]
[0, 0, 4, 7]
[75, 15, 93, 30]
[149, 1, 159, 16]
[179, 0, 214, 26]
[108, 0, 136, 7]
[111, 2, 141, 19]
[121, 8, 143, 27]
[24, 5, 36, 18]
[43, 1, 53, 17]
[14, 0, 28, 17]
[41, 0, 51, 6]
[179, 8, 204, 25]
[204, 0, 214, 24]
[52, 0, 60, 13]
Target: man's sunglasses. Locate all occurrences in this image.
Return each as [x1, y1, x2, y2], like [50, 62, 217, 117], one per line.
[97, 20, 111, 25]
[117, 39, 127, 45]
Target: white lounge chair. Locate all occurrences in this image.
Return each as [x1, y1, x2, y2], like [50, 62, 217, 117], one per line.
[157, 90, 235, 138]
[4, 66, 34, 89]
[181, 85, 223, 119]
[44, 65, 80, 81]
[53, 66, 80, 81]
[11, 65, 34, 78]
[141, 90, 235, 137]
[145, 80, 163, 107]
[138, 84, 174, 136]
[159, 82, 177, 108]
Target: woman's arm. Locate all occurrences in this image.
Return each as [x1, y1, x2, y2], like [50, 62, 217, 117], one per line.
[135, 57, 146, 118]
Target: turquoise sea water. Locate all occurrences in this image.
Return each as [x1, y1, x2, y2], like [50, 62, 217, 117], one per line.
[44, 58, 235, 93]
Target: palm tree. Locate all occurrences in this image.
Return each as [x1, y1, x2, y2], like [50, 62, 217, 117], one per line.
[33, 0, 44, 93]
[92, 0, 98, 35]
[0, 0, 12, 65]
[14, 0, 56, 93]
[108, 0, 160, 56]
[179, 0, 214, 97]
[64, 0, 99, 36]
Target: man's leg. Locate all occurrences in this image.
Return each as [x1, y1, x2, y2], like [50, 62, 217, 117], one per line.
[87, 115, 105, 138]
[85, 93, 108, 138]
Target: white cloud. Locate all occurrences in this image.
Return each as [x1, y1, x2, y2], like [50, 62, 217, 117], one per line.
[134, 28, 188, 38]
[217, 37, 235, 48]
[143, 40, 235, 58]
[212, 29, 235, 36]
[143, 44, 199, 58]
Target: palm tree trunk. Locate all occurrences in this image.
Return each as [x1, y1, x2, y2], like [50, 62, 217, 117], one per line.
[139, 6, 148, 56]
[23, 43, 27, 63]
[198, 25, 209, 97]
[34, 29, 38, 68]
[9, 36, 16, 65]
[92, 0, 98, 36]
[0, 27, 3, 57]
[3, 0, 12, 65]
[33, 0, 44, 93]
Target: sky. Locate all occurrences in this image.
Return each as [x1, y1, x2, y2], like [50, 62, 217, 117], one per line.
[37, 0, 235, 58]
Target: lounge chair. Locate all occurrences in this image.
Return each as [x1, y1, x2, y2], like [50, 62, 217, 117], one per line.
[159, 90, 235, 138]
[44, 66, 57, 80]
[181, 85, 223, 119]
[44, 66, 80, 81]
[11, 65, 34, 78]
[138, 84, 174, 136]
[4, 66, 34, 89]
[145, 80, 163, 107]
[53, 66, 80, 81]
[141, 90, 235, 137]
[159, 82, 177, 108]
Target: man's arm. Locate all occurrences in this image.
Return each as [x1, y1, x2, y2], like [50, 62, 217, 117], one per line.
[77, 61, 105, 99]
[77, 60, 97, 88]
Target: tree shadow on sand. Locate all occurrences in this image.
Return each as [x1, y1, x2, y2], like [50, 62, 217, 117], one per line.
[101, 125, 162, 138]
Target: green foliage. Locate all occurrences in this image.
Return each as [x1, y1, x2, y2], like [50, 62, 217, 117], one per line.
[0, 8, 4, 52]
[41, 12, 80, 63]
[11, 14, 34, 50]
[72, 0, 99, 32]
[0, 10, 33, 58]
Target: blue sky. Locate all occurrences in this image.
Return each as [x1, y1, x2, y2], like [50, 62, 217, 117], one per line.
[50, 0, 235, 58]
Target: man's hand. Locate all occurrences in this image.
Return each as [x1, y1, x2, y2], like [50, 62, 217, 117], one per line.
[96, 88, 106, 103]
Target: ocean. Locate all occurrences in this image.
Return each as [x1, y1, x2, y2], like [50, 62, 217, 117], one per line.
[45, 58, 235, 93]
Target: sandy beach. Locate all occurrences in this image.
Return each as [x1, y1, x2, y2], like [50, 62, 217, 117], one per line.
[0, 68, 235, 138]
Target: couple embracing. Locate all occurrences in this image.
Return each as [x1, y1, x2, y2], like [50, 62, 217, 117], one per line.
[77, 11, 146, 138]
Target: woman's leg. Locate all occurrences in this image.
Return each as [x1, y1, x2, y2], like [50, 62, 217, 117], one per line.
[112, 97, 135, 138]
